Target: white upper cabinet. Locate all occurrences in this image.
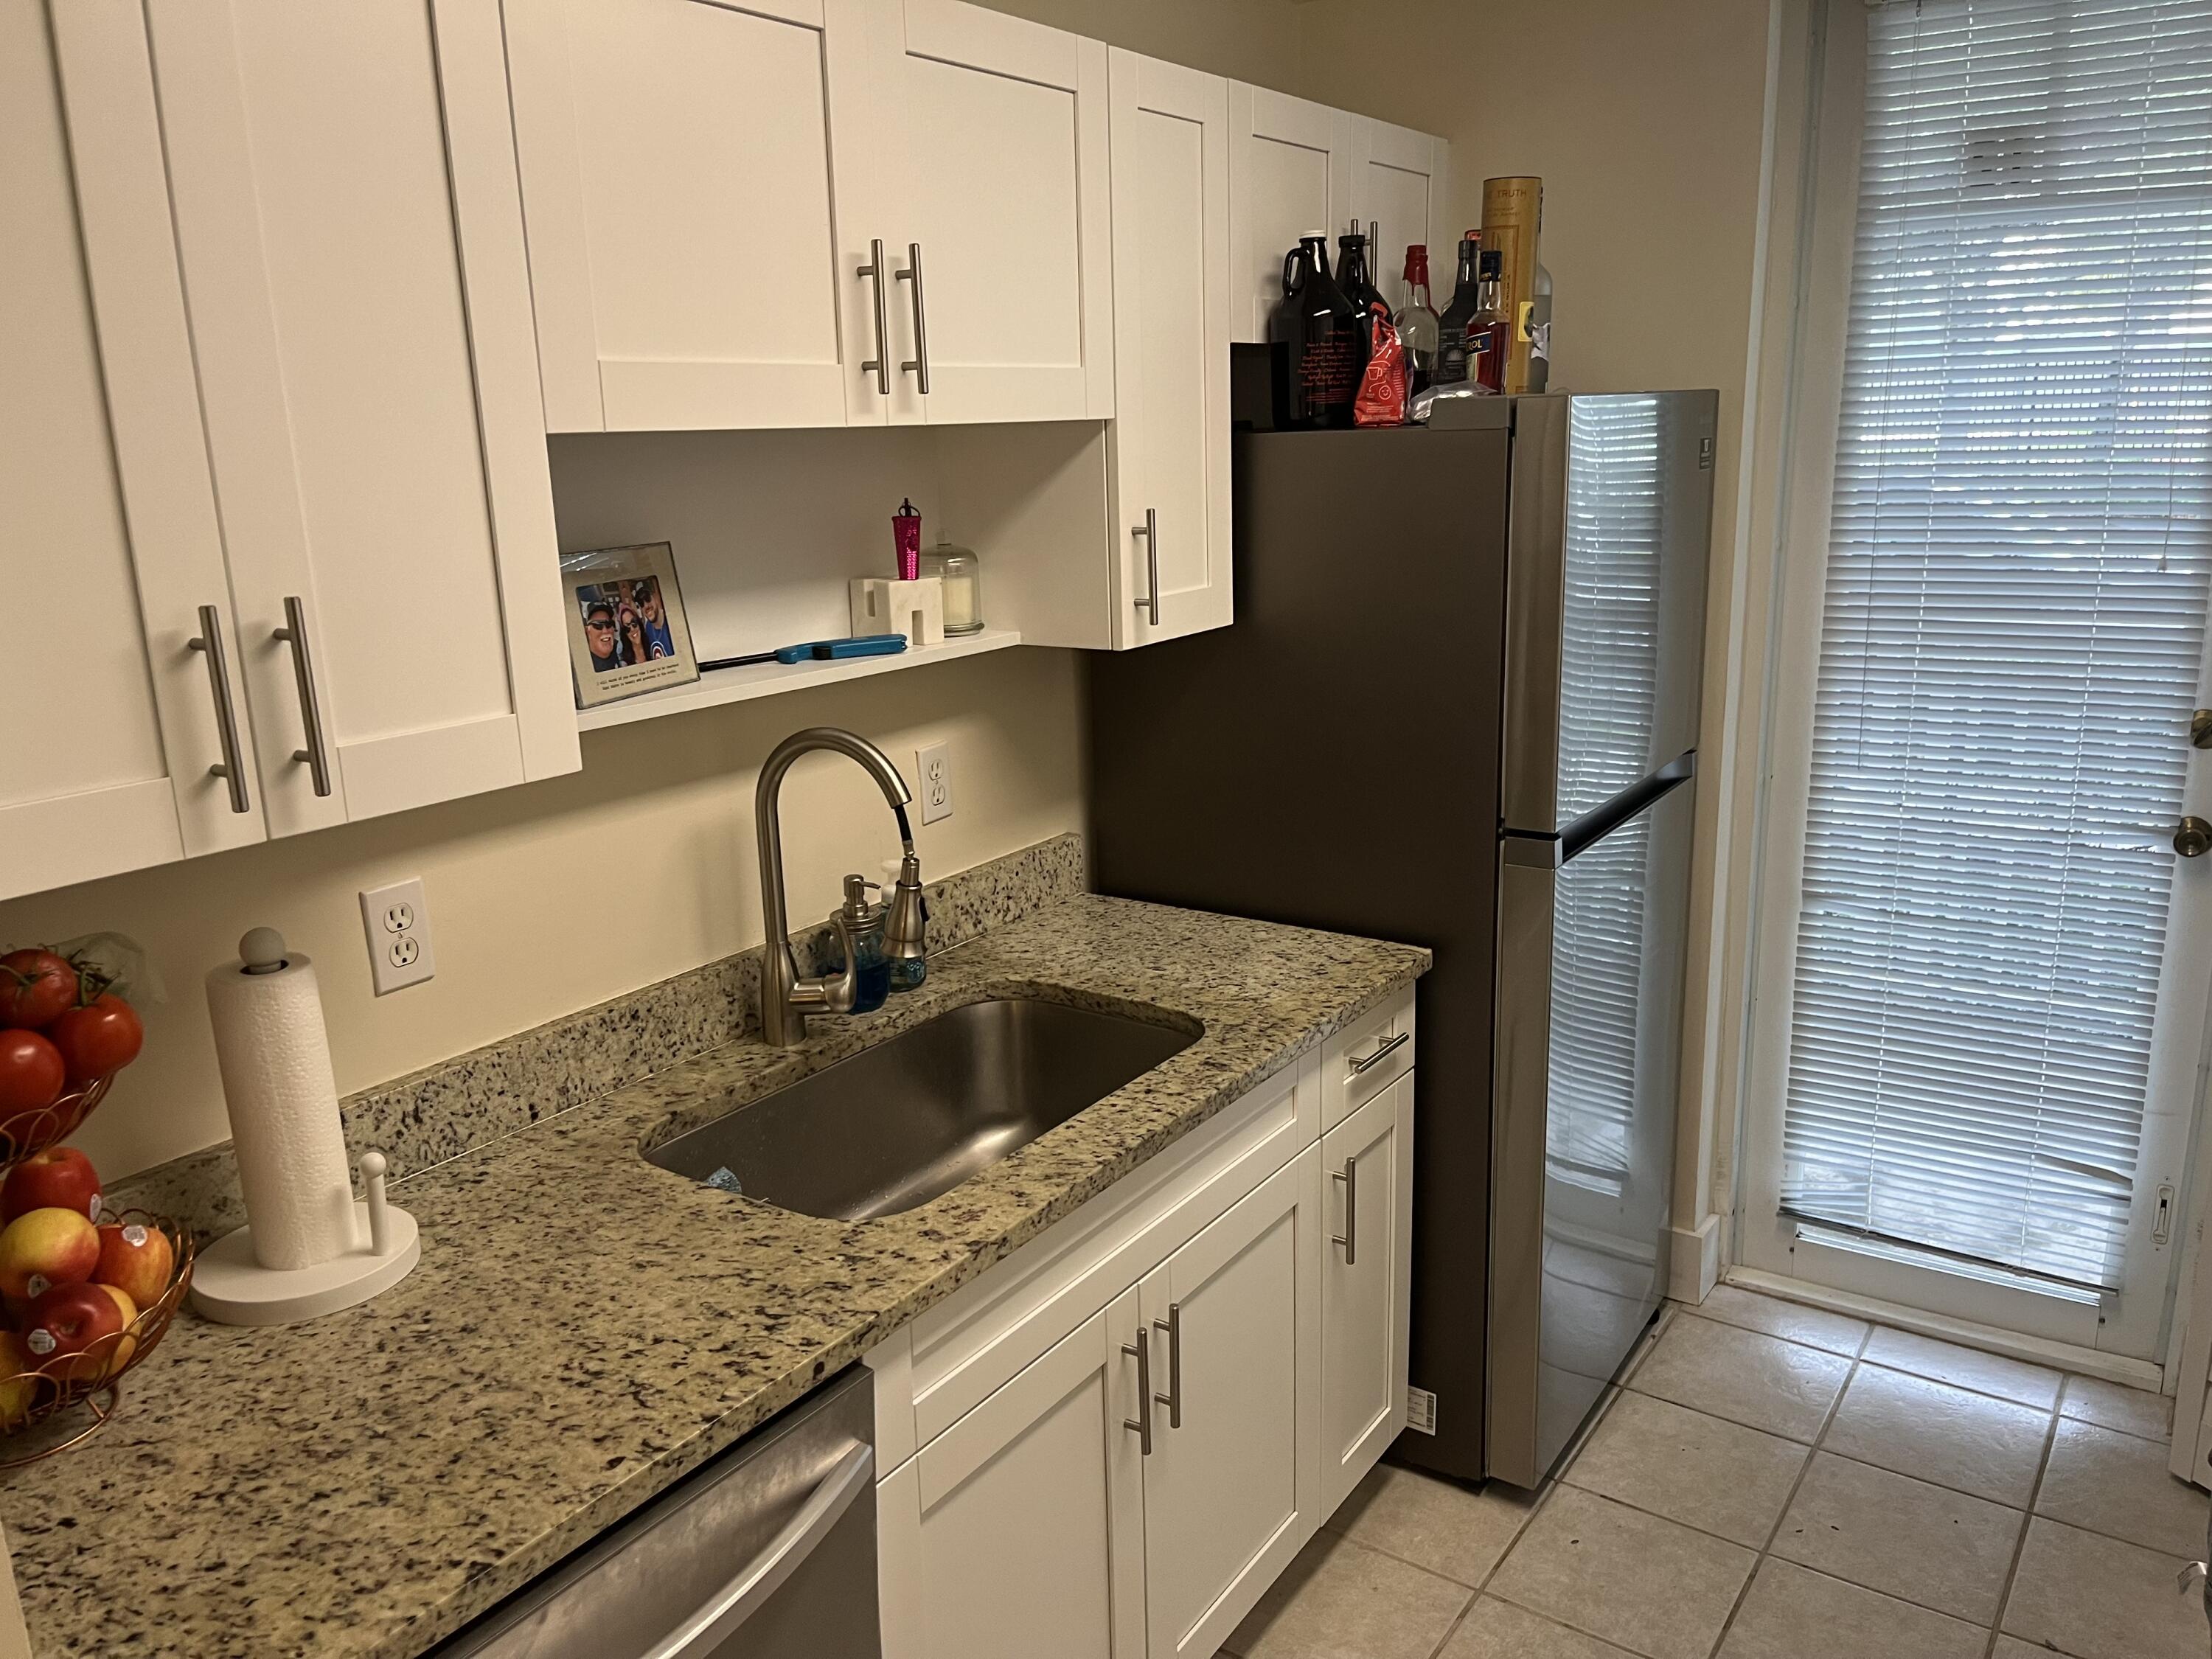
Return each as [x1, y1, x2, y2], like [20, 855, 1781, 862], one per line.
[1105, 49, 1233, 647]
[1226, 85, 1354, 345]
[507, 0, 879, 432]
[130, 0, 578, 829]
[4, 0, 268, 900]
[1349, 119, 1453, 313]
[855, 0, 1114, 425]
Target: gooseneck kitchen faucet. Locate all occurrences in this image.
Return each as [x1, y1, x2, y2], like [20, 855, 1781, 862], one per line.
[755, 727, 928, 1046]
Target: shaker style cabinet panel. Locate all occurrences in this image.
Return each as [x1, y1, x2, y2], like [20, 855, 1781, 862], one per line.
[126, 0, 579, 828]
[3, 0, 269, 900]
[1140, 1148, 1324, 1659]
[1105, 49, 1234, 649]
[854, 0, 1115, 425]
[506, 0, 879, 432]
[1318, 1072, 1415, 1512]
[1348, 118, 1451, 313]
[877, 1290, 1147, 1659]
[1226, 85, 1355, 345]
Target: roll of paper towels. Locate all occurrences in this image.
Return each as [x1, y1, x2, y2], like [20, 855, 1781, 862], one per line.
[204, 929, 357, 1272]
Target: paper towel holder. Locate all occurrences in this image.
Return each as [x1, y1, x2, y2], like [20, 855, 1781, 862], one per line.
[187, 1147, 421, 1327]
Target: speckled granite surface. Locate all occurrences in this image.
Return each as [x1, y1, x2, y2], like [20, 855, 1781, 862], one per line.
[4, 892, 1426, 1659]
[105, 834, 1089, 1240]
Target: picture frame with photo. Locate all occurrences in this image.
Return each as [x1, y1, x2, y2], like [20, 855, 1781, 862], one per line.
[560, 542, 700, 709]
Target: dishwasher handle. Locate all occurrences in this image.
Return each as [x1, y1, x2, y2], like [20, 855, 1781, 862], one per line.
[644, 1441, 874, 1659]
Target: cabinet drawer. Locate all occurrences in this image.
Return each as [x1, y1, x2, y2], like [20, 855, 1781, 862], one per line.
[871, 1049, 1320, 1470]
[1320, 989, 1414, 1132]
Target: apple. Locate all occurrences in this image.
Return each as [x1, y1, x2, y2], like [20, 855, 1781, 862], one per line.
[0, 1332, 37, 1427]
[93, 1222, 171, 1310]
[21, 1281, 125, 1383]
[92, 1283, 137, 1376]
[0, 1208, 100, 1303]
[1, 1147, 101, 1226]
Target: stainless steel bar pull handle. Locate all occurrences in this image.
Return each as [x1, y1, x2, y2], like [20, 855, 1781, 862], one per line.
[1152, 1304, 1182, 1430]
[1350, 1029, 1409, 1077]
[897, 243, 930, 393]
[272, 597, 333, 799]
[1332, 1156, 1359, 1264]
[858, 239, 891, 395]
[1133, 507, 1161, 625]
[187, 604, 251, 815]
[1123, 1326, 1153, 1454]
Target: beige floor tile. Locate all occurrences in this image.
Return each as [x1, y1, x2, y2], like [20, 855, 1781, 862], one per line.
[1823, 1363, 2051, 1506]
[2036, 1416, 2210, 1558]
[1770, 1451, 2024, 1623]
[1439, 1595, 1641, 1658]
[1564, 1391, 1808, 1546]
[1686, 1285, 1871, 1357]
[1716, 1559, 1986, 1659]
[2062, 1374, 2173, 1443]
[2001, 1517, 2211, 1659]
[1326, 1462, 1540, 1587]
[1989, 1641, 2053, 1659]
[1222, 1528, 1472, 1659]
[1860, 1328, 2063, 1409]
[1486, 1484, 1755, 1659]
[1627, 1312, 1852, 1442]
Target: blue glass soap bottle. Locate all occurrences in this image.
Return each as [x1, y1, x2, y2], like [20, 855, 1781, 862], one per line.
[826, 874, 891, 1013]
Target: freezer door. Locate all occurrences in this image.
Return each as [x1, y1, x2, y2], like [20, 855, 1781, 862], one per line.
[1487, 768, 1697, 1488]
[1500, 392, 1719, 836]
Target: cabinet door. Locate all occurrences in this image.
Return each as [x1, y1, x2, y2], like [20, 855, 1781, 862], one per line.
[1105, 49, 1232, 650]
[1141, 1147, 1324, 1659]
[507, 0, 877, 432]
[6, 0, 270, 900]
[862, 0, 1113, 425]
[139, 0, 579, 830]
[1348, 119, 1450, 313]
[878, 1289, 1145, 1659]
[1319, 1072, 1416, 1512]
[1226, 84, 1354, 345]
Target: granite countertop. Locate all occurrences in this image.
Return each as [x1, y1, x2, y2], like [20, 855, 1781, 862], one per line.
[0, 894, 1425, 1659]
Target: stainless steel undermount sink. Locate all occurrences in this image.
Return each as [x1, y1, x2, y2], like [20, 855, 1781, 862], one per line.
[646, 997, 1198, 1221]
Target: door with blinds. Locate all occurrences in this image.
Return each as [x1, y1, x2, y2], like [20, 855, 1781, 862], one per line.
[1742, 0, 2212, 1358]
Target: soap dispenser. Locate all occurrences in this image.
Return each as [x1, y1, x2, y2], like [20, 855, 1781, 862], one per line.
[824, 875, 891, 1013]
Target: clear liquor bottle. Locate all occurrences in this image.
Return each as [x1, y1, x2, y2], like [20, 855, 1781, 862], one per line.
[1393, 244, 1440, 393]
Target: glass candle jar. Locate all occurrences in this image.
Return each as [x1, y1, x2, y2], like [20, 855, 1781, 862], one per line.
[920, 542, 984, 636]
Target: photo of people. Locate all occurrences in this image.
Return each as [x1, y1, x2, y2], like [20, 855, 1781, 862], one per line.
[560, 544, 699, 709]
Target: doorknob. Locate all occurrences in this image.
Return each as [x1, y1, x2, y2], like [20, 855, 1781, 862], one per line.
[2177, 817, 2211, 858]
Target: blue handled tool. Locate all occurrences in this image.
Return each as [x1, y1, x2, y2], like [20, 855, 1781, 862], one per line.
[699, 634, 908, 672]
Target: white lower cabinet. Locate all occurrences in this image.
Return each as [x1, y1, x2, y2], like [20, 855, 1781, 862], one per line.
[1319, 1073, 1416, 1512]
[877, 1290, 1146, 1659]
[1139, 1148, 1323, 1658]
[873, 995, 1416, 1655]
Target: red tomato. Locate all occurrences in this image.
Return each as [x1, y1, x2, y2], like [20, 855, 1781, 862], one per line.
[0, 1032, 64, 1116]
[48, 997, 142, 1085]
[0, 950, 80, 1032]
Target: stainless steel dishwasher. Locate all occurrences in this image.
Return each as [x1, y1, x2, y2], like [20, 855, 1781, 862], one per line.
[429, 1366, 879, 1658]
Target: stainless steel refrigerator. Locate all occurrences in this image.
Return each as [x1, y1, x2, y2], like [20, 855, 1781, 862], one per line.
[1085, 389, 1716, 1488]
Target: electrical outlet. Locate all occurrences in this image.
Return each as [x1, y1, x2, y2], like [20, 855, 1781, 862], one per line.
[916, 742, 953, 824]
[359, 877, 436, 995]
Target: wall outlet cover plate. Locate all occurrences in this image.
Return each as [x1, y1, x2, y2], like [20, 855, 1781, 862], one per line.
[359, 877, 436, 995]
[917, 741, 953, 825]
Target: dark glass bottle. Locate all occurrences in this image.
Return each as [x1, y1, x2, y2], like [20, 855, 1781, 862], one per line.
[1469, 248, 1509, 394]
[1432, 233, 1484, 386]
[1269, 235, 1364, 428]
[1336, 232, 1388, 321]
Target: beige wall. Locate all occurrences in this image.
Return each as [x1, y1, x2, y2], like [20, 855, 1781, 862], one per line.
[0, 645, 1081, 1180]
[981, 0, 1303, 85]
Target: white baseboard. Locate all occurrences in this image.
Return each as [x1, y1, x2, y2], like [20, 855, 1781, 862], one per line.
[1669, 1214, 1723, 1304]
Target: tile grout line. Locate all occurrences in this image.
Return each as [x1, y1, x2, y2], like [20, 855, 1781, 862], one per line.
[1979, 1401, 2065, 1659]
[1700, 1313, 1873, 1658]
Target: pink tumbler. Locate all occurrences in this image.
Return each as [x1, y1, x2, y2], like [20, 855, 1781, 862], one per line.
[893, 498, 921, 582]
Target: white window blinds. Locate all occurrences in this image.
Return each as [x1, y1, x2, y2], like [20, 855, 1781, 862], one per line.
[1548, 397, 1663, 1184]
[1778, 0, 2212, 1290]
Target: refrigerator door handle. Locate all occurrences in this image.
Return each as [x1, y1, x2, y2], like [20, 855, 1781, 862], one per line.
[1557, 751, 1695, 864]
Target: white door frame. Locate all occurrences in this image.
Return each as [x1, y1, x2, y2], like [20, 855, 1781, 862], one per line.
[1731, 0, 2212, 1369]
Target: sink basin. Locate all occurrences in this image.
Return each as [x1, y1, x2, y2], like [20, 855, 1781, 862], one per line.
[646, 997, 1197, 1220]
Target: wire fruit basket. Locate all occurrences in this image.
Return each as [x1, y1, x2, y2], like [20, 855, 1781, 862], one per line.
[0, 1073, 117, 1168]
[0, 1209, 194, 1467]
